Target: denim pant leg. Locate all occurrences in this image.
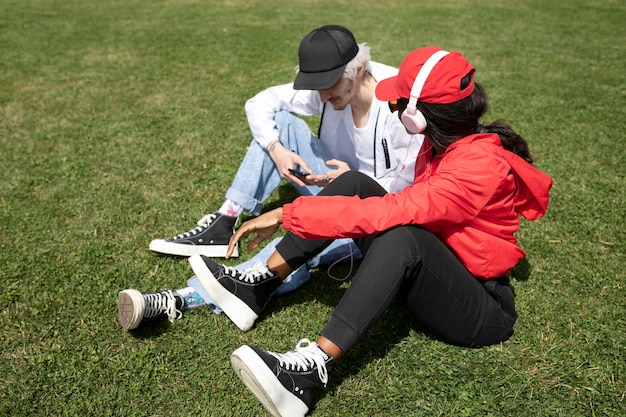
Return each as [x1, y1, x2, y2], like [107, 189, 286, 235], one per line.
[193, 111, 347, 314]
[225, 110, 334, 216]
[187, 275, 222, 314]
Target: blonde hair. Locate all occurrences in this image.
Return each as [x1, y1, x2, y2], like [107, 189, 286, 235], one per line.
[343, 43, 371, 80]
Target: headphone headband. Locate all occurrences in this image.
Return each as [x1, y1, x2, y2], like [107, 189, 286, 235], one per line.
[406, 49, 450, 115]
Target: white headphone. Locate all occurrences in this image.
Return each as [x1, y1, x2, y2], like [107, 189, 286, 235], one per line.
[401, 49, 450, 134]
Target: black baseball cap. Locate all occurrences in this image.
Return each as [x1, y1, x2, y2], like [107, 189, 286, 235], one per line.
[293, 25, 359, 90]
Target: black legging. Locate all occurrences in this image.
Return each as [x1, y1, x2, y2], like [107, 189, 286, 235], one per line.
[276, 171, 517, 352]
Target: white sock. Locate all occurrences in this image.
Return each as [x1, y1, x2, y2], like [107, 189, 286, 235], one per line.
[218, 199, 243, 218]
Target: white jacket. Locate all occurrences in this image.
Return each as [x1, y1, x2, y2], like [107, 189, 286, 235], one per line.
[245, 61, 423, 193]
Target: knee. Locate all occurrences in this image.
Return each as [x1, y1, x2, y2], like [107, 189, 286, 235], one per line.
[321, 171, 373, 197]
[333, 170, 367, 185]
[375, 226, 441, 257]
[273, 110, 305, 131]
[363, 226, 425, 258]
[273, 109, 291, 125]
[382, 225, 428, 241]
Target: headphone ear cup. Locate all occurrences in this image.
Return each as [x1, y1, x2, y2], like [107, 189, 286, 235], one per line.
[400, 49, 449, 135]
[401, 108, 427, 134]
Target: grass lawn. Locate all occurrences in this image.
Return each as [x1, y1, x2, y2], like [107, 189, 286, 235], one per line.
[1, 0, 624, 416]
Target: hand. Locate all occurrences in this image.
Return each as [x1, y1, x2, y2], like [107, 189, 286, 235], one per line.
[268, 142, 313, 187]
[304, 159, 350, 185]
[226, 208, 284, 258]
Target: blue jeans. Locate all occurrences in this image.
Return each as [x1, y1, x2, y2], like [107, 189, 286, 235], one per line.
[188, 110, 362, 313]
[225, 110, 334, 216]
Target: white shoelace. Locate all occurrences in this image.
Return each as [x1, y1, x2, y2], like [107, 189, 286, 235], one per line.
[143, 290, 183, 322]
[196, 213, 217, 227]
[172, 213, 217, 239]
[223, 261, 272, 284]
[269, 339, 329, 386]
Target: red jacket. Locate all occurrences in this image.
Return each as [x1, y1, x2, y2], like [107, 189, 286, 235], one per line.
[282, 134, 553, 279]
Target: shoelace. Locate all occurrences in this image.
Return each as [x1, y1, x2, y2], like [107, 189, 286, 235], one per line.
[196, 213, 217, 227]
[224, 261, 272, 284]
[172, 213, 217, 239]
[143, 290, 183, 322]
[269, 339, 329, 386]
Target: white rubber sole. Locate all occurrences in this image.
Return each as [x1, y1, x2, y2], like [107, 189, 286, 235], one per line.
[231, 345, 308, 417]
[149, 239, 238, 258]
[118, 289, 144, 330]
[188, 254, 257, 331]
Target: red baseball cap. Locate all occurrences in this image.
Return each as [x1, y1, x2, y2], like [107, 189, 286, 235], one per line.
[376, 46, 475, 104]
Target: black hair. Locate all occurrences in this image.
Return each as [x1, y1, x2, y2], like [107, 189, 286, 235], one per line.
[417, 75, 534, 163]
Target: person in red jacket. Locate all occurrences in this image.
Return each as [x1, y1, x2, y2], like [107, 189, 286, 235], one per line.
[188, 46, 553, 417]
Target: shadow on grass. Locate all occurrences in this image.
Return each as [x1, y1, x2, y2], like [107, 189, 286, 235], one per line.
[512, 258, 531, 281]
[127, 317, 174, 338]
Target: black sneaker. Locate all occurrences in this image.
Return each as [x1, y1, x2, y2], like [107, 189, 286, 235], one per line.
[189, 255, 281, 331]
[149, 212, 239, 258]
[231, 339, 333, 417]
[117, 289, 184, 330]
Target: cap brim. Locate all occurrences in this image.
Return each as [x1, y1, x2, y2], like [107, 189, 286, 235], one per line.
[375, 75, 402, 101]
[293, 64, 346, 90]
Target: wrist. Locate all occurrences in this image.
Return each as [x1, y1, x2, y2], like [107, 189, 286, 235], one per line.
[274, 207, 283, 224]
[266, 140, 280, 153]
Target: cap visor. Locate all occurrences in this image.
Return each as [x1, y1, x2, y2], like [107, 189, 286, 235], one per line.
[293, 66, 345, 90]
[375, 76, 401, 101]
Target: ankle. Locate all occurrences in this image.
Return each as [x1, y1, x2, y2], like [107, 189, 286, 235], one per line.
[218, 199, 244, 218]
[266, 251, 292, 280]
[317, 336, 343, 361]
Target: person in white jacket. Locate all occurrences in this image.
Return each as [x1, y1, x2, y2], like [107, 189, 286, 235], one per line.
[117, 25, 423, 331]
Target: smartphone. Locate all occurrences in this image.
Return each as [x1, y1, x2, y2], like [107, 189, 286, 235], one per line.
[288, 168, 310, 181]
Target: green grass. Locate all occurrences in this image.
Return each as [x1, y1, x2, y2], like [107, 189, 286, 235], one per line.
[1, 0, 624, 416]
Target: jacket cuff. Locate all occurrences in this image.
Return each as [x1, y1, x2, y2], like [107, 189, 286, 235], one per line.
[281, 203, 294, 231]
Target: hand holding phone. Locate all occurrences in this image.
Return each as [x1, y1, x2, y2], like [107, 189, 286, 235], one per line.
[288, 168, 310, 182]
